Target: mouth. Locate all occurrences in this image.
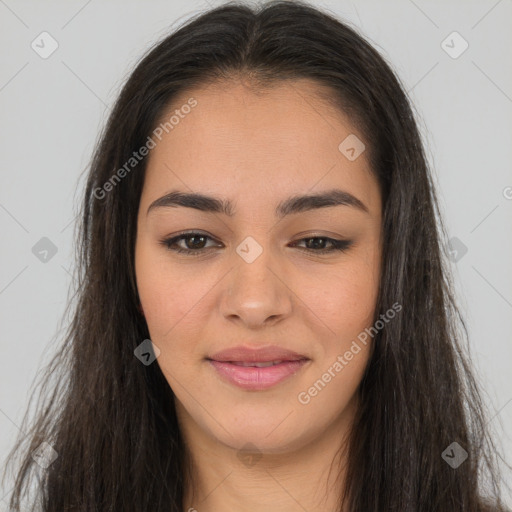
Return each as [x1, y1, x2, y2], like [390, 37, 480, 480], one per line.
[221, 360, 292, 367]
[208, 345, 309, 364]
[206, 346, 310, 390]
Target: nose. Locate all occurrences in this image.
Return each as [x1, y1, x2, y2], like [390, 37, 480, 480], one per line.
[219, 247, 293, 329]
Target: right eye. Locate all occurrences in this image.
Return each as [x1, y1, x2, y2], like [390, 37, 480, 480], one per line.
[159, 232, 221, 256]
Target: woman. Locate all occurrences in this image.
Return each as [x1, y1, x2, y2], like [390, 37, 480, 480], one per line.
[3, 1, 509, 510]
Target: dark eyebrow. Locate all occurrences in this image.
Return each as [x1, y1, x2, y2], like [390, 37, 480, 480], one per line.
[146, 188, 369, 217]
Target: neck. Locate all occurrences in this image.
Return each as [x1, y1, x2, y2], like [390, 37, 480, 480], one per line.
[178, 397, 358, 512]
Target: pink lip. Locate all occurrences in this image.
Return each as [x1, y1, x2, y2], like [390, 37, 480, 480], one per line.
[208, 360, 309, 390]
[208, 345, 308, 363]
[207, 345, 310, 390]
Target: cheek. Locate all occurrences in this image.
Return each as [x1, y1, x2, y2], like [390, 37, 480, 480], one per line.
[135, 244, 216, 367]
[135, 258, 199, 384]
[309, 259, 380, 343]
[136, 234, 216, 316]
[135, 243, 188, 338]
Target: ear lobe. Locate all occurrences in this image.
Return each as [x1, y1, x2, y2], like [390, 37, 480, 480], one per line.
[137, 302, 145, 317]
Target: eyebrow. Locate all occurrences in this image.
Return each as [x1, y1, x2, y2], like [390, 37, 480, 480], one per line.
[146, 188, 369, 218]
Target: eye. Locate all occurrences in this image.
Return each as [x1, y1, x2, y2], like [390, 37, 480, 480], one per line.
[159, 232, 220, 256]
[290, 236, 353, 254]
[159, 232, 353, 256]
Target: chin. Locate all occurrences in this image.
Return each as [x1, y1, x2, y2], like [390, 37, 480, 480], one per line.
[213, 414, 310, 453]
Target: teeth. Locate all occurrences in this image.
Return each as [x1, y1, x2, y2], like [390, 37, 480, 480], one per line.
[232, 360, 283, 367]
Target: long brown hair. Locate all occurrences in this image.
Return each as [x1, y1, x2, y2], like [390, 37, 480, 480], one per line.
[3, 1, 509, 510]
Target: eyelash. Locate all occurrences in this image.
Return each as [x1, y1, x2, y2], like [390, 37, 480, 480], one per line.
[159, 232, 353, 257]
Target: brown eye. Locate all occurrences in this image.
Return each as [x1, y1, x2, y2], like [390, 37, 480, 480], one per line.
[160, 233, 219, 255]
[290, 237, 353, 254]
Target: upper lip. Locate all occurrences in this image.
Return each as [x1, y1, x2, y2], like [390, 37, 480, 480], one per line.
[208, 345, 309, 363]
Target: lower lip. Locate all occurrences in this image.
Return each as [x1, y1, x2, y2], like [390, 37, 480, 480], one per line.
[208, 359, 309, 390]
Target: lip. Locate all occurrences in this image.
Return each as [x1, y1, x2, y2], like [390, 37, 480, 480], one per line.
[207, 345, 310, 391]
[208, 345, 308, 363]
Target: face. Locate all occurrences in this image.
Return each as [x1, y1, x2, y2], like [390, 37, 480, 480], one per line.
[135, 79, 382, 455]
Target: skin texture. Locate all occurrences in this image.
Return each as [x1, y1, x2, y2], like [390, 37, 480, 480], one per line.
[135, 79, 382, 512]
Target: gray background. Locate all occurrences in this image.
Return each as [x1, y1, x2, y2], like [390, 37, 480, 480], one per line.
[1, 0, 511, 507]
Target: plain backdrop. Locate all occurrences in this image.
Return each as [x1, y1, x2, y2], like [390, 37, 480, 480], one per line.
[1, 0, 511, 507]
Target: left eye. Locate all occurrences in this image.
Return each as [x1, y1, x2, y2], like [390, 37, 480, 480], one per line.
[159, 232, 352, 256]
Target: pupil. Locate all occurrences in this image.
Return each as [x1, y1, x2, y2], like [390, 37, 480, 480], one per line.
[188, 236, 206, 249]
[306, 238, 325, 249]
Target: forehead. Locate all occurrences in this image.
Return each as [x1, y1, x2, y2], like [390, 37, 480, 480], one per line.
[141, 79, 380, 216]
